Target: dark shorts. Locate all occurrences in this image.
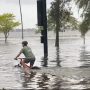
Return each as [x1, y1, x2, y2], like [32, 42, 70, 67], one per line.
[24, 58, 35, 66]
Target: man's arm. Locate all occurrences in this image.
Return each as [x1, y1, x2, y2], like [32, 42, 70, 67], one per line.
[15, 49, 23, 60]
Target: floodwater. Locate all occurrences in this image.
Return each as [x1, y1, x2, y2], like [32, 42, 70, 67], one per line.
[0, 30, 90, 89]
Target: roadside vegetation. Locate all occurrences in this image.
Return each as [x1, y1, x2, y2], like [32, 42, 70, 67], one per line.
[47, 0, 90, 45]
[75, 0, 90, 44]
[0, 13, 20, 42]
[48, 0, 79, 47]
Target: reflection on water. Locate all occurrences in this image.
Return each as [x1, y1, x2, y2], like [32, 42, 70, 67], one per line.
[20, 71, 59, 90]
[17, 69, 90, 90]
[21, 71, 36, 89]
[41, 57, 48, 67]
[80, 46, 90, 68]
[1, 31, 90, 89]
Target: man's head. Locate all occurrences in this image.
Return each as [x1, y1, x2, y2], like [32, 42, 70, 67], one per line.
[22, 41, 28, 47]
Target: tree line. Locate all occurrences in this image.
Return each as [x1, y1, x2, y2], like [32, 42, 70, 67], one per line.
[0, 0, 90, 45]
[47, 0, 90, 46]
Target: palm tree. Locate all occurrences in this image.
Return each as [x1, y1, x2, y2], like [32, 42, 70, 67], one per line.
[48, 0, 71, 47]
[79, 20, 89, 44]
[48, 0, 78, 47]
[75, 0, 90, 44]
[76, 0, 89, 9]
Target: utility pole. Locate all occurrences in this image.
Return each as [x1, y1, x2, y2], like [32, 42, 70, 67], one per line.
[19, 0, 24, 39]
[37, 0, 48, 66]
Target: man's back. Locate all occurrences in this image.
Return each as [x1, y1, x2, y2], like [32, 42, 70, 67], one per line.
[22, 46, 35, 59]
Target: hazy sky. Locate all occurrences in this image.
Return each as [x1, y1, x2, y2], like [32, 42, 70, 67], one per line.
[0, 0, 53, 29]
[0, 0, 80, 29]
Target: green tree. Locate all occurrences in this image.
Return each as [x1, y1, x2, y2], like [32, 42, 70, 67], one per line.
[79, 19, 90, 44]
[0, 13, 20, 42]
[75, 0, 89, 9]
[48, 0, 78, 47]
[75, 0, 90, 44]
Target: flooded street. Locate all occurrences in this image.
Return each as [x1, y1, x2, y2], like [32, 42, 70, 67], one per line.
[0, 30, 90, 89]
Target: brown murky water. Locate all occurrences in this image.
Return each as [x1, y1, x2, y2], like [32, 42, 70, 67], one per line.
[0, 31, 90, 89]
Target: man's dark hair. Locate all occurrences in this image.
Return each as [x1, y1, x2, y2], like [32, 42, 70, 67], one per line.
[22, 41, 28, 46]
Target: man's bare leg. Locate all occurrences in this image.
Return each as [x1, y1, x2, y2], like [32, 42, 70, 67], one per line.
[20, 59, 29, 68]
[20, 59, 30, 74]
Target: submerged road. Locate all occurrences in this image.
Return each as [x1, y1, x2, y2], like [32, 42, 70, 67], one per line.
[0, 30, 90, 89]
